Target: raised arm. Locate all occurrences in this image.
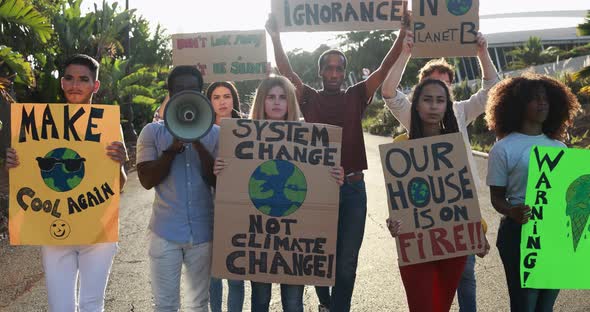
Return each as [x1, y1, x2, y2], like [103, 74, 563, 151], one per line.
[456, 33, 500, 125]
[364, 9, 411, 97]
[266, 14, 304, 94]
[381, 30, 413, 99]
[476, 33, 498, 82]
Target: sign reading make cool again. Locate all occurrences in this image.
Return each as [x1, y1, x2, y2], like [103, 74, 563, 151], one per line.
[9, 103, 121, 245]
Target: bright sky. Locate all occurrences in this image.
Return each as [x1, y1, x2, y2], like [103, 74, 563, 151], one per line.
[86, 0, 589, 52]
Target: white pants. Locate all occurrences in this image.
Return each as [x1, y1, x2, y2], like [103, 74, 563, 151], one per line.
[41, 243, 117, 312]
[148, 232, 212, 312]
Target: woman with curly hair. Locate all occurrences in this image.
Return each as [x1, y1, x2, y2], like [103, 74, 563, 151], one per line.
[485, 73, 580, 312]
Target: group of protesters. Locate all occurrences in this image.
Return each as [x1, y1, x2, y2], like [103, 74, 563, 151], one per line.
[3, 8, 582, 312]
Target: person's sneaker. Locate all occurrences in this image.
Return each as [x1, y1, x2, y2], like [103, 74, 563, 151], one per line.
[318, 304, 330, 312]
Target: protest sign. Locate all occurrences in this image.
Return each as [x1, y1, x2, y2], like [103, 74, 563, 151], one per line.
[412, 0, 479, 57]
[9, 103, 121, 245]
[212, 119, 341, 286]
[271, 0, 407, 32]
[380, 132, 484, 266]
[172, 30, 270, 83]
[521, 146, 590, 289]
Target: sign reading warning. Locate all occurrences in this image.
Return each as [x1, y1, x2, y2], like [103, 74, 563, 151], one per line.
[172, 30, 270, 83]
[521, 146, 590, 289]
[271, 0, 407, 32]
[379, 133, 485, 266]
[9, 103, 121, 245]
[212, 119, 342, 286]
[412, 0, 479, 57]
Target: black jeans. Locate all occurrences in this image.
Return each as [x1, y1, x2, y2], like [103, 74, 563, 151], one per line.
[315, 179, 367, 312]
[496, 217, 559, 312]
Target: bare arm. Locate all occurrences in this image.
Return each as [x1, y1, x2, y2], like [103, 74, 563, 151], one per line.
[266, 14, 304, 96]
[489, 186, 531, 224]
[381, 30, 413, 99]
[136, 140, 183, 190]
[364, 30, 405, 97]
[476, 33, 498, 81]
[192, 141, 216, 188]
[106, 141, 128, 191]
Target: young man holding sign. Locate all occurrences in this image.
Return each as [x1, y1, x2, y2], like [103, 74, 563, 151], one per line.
[381, 28, 497, 312]
[5, 54, 128, 312]
[266, 12, 406, 312]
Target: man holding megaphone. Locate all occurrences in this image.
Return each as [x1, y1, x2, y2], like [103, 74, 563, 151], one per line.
[136, 66, 219, 312]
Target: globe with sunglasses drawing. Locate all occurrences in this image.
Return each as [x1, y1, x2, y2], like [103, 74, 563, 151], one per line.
[36, 148, 86, 192]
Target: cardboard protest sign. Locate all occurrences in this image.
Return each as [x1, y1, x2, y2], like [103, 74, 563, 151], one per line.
[172, 30, 270, 83]
[412, 0, 479, 57]
[521, 146, 590, 289]
[271, 0, 407, 32]
[212, 119, 341, 286]
[379, 132, 484, 266]
[9, 103, 121, 245]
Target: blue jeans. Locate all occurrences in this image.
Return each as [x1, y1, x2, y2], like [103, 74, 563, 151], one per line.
[314, 179, 367, 312]
[497, 217, 559, 312]
[457, 255, 477, 312]
[209, 277, 244, 312]
[250, 282, 303, 312]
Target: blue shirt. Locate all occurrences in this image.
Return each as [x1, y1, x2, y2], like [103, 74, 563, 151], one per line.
[136, 121, 219, 244]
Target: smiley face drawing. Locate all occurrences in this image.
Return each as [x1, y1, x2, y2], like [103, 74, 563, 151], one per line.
[50, 219, 71, 240]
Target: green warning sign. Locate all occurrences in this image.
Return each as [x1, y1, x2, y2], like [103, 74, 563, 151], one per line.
[521, 146, 590, 289]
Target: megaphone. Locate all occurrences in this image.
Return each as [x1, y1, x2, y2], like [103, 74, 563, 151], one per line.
[164, 90, 215, 142]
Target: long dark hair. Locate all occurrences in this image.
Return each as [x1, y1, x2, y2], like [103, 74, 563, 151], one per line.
[409, 79, 459, 139]
[205, 81, 241, 118]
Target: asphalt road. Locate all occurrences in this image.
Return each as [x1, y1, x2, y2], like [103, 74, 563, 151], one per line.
[1, 133, 589, 311]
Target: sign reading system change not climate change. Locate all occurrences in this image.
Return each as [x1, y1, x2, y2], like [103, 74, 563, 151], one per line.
[9, 103, 121, 245]
[380, 133, 485, 266]
[212, 119, 342, 286]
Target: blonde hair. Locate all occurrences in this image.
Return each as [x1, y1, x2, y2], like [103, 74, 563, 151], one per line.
[249, 76, 300, 121]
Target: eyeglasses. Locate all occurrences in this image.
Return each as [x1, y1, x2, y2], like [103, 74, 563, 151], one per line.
[35, 157, 86, 172]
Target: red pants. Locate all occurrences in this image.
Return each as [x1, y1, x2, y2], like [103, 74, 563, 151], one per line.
[399, 256, 467, 312]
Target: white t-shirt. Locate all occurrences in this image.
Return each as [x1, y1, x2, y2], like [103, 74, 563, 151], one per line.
[486, 132, 566, 205]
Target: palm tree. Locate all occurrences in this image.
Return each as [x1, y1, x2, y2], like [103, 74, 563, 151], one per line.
[0, 0, 53, 100]
[506, 36, 554, 70]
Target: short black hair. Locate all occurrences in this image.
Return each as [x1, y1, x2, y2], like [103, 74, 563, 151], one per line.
[63, 54, 100, 80]
[318, 49, 347, 71]
[167, 66, 204, 93]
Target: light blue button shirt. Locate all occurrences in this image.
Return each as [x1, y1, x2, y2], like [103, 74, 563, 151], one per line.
[136, 121, 219, 244]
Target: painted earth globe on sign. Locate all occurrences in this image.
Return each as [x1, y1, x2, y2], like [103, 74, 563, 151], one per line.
[446, 0, 472, 16]
[36, 148, 86, 192]
[409, 178, 430, 206]
[248, 159, 307, 217]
